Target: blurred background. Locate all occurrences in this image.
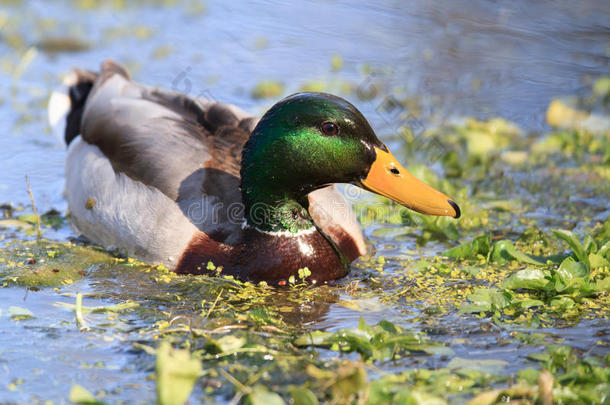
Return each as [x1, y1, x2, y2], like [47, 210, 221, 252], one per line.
[0, 0, 609, 212]
[1, 2, 610, 404]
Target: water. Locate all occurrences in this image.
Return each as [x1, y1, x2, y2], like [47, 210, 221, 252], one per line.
[2, 0, 609, 209]
[0, 0, 609, 403]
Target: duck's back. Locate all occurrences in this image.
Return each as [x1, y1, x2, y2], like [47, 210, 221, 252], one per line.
[54, 60, 366, 269]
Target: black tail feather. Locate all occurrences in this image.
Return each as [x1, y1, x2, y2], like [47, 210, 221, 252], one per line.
[64, 69, 97, 146]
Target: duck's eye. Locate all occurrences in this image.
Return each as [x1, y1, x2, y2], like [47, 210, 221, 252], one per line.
[320, 121, 339, 136]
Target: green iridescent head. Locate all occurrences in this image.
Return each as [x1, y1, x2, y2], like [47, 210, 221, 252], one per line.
[240, 92, 460, 232]
[240, 92, 385, 231]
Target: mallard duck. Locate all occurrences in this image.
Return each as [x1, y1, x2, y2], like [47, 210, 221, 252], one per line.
[49, 60, 460, 285]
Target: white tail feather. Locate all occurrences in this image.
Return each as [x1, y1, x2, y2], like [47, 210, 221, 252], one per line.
[48, 88, 71, 146]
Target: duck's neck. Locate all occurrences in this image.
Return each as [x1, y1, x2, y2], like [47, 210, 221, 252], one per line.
[241, 183, 314, 233]
[239, 125, 317, 233]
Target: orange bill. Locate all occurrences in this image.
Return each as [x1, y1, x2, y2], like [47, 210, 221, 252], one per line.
[361, 147, 460, 218]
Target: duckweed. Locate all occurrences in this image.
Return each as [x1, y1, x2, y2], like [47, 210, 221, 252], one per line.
[0, 240, 115, 287]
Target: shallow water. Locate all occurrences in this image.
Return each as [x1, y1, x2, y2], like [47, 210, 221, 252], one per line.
[0, 0, 609, 403]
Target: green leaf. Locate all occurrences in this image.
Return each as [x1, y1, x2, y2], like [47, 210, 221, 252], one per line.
[405, 211, 460, 241]
[517, 298, 545, 309]
[447, 357, 508, 374]
[305, 364, 335, 381]
[216, 335, 246, 353]
[491, 240, 548, 266]
[367, 378, 395, 405]
[491, 289, 514, 309]
[245, 385, 286, 405]
[550, 296, 575, 309]
[461, 288, 514, 313]
[554, 257, 589, 292]
[594, 217, 610, 244]
[584, 235, 597, 254]
[330, 363, 367, 399]
[156, 341, 202, 405]
[516, 368, 540, 384]
[461, 288, 493, 313]
[17, 213, 40, 225]
[546, 345, 574, 371]
[294, 331, 332, 347]
[589, 253, 610, 269]
[599, 241, 610, 259]
[0, 219, 33, 230]
[295, 320, 434, 361]
[330, 329, 374, 358]
[204, 335, 246, 354]
[503, 269, 551, 290]
[8, 306, 35, 321]
[527, 352, 550, 363]
[69, 385, 104, 405]
[297, 328, 374, 359]
[298, 267, 311, 280]
[445, 235, 491, 260]
[552, 229, 590, 270]
[377, 319, 400, 334]
[289, 387, 318, 405]
[460, 304, 490, 314]
[394, 390, 447, 405]
[595, 277, 610, 292]
[465, 389, 502, 405]
[358, 315, 376, 335]
[513, 332, 547, 345]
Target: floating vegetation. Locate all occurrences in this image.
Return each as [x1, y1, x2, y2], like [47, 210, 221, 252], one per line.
[331, 53, 343, 72]
[295, 317, 442, 361]
[155, 341, 203, 405]
[251, 80, 285, 99]
[0, 1, 608, 401]
[36, 37, 91, 53]
[0, 240, 115, 287]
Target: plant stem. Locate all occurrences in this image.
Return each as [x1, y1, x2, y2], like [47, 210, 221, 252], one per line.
[75, 293, 90, 331]
[25, 175, 42, 241]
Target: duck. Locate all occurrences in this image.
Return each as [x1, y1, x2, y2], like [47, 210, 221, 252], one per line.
[48, 60, 460, 285]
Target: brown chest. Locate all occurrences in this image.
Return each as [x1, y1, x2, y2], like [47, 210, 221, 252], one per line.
[175, 227, 348, 284]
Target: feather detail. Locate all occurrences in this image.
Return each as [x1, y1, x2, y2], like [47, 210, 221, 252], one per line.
[56, 59, 367, 280]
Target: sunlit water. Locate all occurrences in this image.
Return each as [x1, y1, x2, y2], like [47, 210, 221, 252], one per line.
[0, 0, 609, 402]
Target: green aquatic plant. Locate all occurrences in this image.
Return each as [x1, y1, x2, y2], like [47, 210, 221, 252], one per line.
[444, 234, 491, 260]
[68, 384, 104, 405]
[456, 227, 610, 324]
[521, 346, 610, 405]
[445, 234, 558, 266]
[7, 305, 35, 321]
[295, 317, 440, 362]
[251, 80, 284, 99]
[155, 341, 202, 405]
[0, 240, 115, 287]
[406, 117, 524, 182]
